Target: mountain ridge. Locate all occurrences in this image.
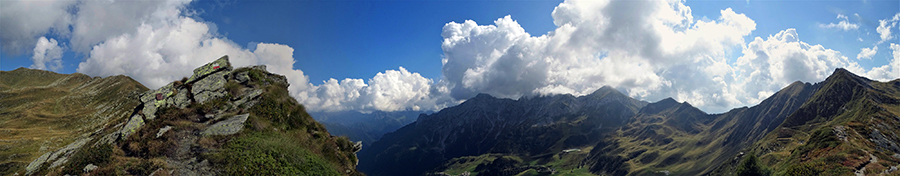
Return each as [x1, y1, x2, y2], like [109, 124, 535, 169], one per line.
[359, 68, 897, 176]
[3, 56, 364, 175]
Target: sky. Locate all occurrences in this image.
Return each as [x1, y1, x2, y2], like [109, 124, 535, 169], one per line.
[1, 0, 899, 114]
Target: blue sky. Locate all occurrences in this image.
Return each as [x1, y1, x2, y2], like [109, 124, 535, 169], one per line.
[1, 0, 898, 113]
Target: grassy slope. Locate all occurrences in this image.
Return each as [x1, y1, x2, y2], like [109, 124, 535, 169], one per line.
[34, 67, 362, 175]
[586, 81, 817, 175]
[0, 68, 147, 175]
[741, 74, 900, 175]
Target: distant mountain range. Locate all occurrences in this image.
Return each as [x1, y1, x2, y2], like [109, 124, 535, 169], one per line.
[358, 68, 900, 176]
[311, 110, 426, 146]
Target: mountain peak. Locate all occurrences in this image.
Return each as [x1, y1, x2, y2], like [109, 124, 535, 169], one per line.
[638, 97, 681, 114]
[824, 67, 873, 89]
[659, 97, 678, 104]
[586, 85, 621, 97]
[828, 68, 869, 81]
[473, 93, 495, 100]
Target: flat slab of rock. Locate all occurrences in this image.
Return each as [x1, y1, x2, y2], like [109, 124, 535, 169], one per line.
[192, 71, 228, 104]
[187, 56, 231, 84]
[120, 114, 145, 139]
[202, 114, 249, 136]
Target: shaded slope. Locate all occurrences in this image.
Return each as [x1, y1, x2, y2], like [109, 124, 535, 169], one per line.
[358, 86, 647, 176]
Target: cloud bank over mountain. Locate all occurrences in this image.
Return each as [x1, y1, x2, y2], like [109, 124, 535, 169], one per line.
[2, 0, 898, 113]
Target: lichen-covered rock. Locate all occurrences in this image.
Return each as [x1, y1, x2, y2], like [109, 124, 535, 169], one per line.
[202, 114, 249, 136]
[157, 126, 173, 138]
[186, 56, 232, 84]
[232, 89, 264, 108]
[25, 152, 51, 175]
[83, 164, 98, 173]
[139, 82, 176, 120]
[192, 70, 228, 104]
[24, 137, 92, 175]
[235, 71, 251, 84]
[166, 88, 191, 109]
[120, 114, 145, 139]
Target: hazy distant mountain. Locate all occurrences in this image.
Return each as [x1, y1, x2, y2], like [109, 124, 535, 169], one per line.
[311, 110, 426, 146]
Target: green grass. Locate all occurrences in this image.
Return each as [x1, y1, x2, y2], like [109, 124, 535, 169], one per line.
[0, 69, 146, 175]
[209, 132, 340, 176]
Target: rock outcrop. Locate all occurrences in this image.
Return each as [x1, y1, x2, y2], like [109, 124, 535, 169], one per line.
[23, 55, 363, 175]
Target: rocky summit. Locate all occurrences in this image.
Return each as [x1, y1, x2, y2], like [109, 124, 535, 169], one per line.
[14, 56, 363, 175]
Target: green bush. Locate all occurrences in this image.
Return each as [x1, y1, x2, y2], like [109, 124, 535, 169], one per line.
[210, 132, 340, 176]
[61, 143, 113, 175]
[249, 86, 314, 131]
[736, 153, 771, 176]
[781, 161, 822, 176]
[225, 80, 242, 97]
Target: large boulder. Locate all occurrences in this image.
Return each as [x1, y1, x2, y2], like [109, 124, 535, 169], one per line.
[119, 114, 145, 139]
[139, 82, 176, 120]
[202, 114, 250, 136]
[186, 56, 232, 84]
[192, 70, 229, 104]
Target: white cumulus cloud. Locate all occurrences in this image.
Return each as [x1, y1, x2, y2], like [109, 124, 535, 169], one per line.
[865, 43, 900, 81]
[818, 14, 859, 31]
[0, 0, 75, 54]
[441, 0, 758, 112]
[877, 13, 900, 44]
[858, 46, 878, 60]
[62, 0, 454, 113]
[30, 37, 64, 71]
[733, 28, 866, 104]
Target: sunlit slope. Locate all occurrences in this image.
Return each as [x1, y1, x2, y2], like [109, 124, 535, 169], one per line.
[586, 79, 817, 175]
[713, 68, 900, 175]
[0, 68, 148, 175]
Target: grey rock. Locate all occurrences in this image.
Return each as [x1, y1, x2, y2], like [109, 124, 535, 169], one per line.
[120, 114, 145, 139]
[83, 163, 98, 173]
[202, 114, 250, 136]
[24, 152, 51, 175]
[157, 126, 173, 138]
[140, 82, 177, 120]
[869, 129, 900, 153]
[192, 70, 229, 104]
[235, 71, 250, 84]
[187, 55, 232, 84]
[352, 141, 363, 153]
[166, 88, 190, 109]
[232, 89, 264, 108]
[833, 126, 848, 142]
[47, 137, 91, 169]
[249, 65, 267, 72]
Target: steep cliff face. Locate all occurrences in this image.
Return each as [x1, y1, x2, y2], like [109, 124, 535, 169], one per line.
[14, 56, 363, 175]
